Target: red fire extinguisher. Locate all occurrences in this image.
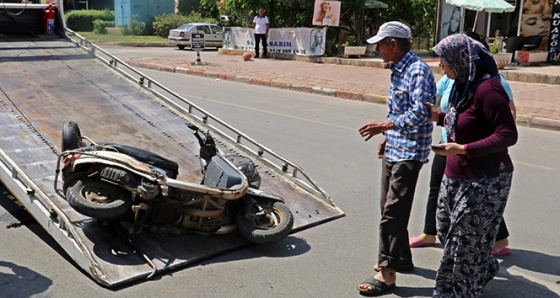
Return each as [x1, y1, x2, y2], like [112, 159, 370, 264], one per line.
[43, 4, 56, 34]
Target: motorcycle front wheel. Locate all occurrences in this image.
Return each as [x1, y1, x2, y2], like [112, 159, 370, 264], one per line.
[236, 199, 294, 244]
[65, 177, 131, 220]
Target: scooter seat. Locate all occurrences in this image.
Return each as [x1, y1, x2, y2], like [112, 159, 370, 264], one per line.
[103, 143, 179, 179]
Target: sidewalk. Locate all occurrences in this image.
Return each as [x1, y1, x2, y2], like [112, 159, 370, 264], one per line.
[124, 49, 560, 131]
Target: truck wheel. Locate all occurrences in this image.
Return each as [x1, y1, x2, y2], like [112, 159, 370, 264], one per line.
[62, 121, 81, 151]
[65, 177, 131, 220]
[236, 199, 294, 244]
[177, 45, 186, 50]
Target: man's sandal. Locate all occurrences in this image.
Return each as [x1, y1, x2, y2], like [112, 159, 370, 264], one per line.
[357, 277, 396, 296]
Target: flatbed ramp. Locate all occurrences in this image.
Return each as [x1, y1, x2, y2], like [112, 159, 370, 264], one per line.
[0, 38, 344, 287]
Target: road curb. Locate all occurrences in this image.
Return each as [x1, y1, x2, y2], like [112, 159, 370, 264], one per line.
[127, 61, 559, 131]
[127, 61, 390, 104]
[530, 117, 560, 131]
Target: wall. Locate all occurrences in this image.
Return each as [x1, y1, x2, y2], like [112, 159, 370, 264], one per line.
[115, 0, 174, 26]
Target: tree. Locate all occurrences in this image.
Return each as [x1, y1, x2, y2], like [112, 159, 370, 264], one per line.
[200, 0, 220, 19]
[222, 0, 437, 50]
[177, 0, 200, 16]
[375, 0, 437, 49]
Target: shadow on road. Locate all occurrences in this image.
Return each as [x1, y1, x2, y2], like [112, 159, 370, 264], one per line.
[0, 261, 52, 296]
[489, 249, 560, 296]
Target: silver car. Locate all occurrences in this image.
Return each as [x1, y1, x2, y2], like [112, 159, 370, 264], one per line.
[168, 23, 224, 50]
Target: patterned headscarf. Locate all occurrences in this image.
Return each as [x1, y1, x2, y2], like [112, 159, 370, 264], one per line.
[432, 34, 499, 141]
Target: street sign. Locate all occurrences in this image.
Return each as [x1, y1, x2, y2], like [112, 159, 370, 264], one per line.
[191, 33, 205, 50]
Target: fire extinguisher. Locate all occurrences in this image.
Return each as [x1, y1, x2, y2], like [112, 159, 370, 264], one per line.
[43, 4, 56, 34]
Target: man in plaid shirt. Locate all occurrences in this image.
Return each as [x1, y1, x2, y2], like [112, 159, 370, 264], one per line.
[357, 21, 436, 296]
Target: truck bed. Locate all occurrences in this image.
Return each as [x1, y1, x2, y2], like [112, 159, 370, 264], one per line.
[0, 38, 344, 287]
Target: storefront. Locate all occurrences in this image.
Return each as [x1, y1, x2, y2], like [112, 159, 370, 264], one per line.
[436, 0, 560, 64]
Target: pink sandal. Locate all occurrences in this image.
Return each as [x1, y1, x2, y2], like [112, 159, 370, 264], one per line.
[491, 247, 512, 256]
[409, 236, 435, 248]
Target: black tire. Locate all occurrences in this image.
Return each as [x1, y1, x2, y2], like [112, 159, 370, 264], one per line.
[65, 177, 131, 220]
[236, 199, 294, 244]
[62, 121, 81, 152]
[177, 45, 186, 50]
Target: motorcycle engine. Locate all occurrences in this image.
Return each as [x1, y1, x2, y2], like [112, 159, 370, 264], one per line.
[138, 178, 161, 200]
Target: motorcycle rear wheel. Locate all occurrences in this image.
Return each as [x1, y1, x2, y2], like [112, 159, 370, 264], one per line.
[65, 177, 131, 220]
[236, 199, 294, 244]
[62, 121, 81, 152]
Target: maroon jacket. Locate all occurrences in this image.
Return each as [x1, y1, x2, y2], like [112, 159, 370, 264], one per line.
[438, 78, 518, 179]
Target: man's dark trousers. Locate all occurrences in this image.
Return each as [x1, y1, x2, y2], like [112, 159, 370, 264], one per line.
[378, 158, 423, 269]
[254, 34, 267, 58]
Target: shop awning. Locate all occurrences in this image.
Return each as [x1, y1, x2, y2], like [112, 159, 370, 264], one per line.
[446, 0, 515, 13]
[365, 0, 388, 9]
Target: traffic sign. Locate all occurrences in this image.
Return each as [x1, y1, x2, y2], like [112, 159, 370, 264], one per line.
[191, 33, 205, 50]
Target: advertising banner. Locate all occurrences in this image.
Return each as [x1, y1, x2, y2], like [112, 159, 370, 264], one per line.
[520, 0, 552, 52]
[439, 1, 462, 42]
[223, 27, 327, 56]
[312, 0, 341, 27]
[548, 0, 560, 64]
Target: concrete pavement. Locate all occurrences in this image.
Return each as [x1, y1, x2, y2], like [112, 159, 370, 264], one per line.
[123, 48, 560, 130]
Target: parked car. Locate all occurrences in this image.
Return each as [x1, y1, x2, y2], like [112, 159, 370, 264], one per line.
[168, 23, 224, 50]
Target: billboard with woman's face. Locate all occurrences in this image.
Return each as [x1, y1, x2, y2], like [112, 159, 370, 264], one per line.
[439, 2, 462, 41]
[313, 0, 341, 27]
[520, 0, 552, 51]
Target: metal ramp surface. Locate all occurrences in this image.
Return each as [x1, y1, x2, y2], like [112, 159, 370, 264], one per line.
[0, 38, 344, 286]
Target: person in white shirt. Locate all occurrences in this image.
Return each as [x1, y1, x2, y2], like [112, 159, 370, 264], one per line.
[252, 9, 270, 58]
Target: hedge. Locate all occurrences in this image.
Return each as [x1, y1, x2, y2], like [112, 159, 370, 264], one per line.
[65, 10, 114, 32]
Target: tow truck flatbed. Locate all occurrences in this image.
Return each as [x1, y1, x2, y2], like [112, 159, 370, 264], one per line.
[0, 35, 344, 287]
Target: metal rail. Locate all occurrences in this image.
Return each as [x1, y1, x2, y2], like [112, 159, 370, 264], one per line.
[64, 29, 333, 206]
[0, 148, 109, 286]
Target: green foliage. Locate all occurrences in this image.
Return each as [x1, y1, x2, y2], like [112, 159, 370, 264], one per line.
[374, 0, 437, 50]
[65, 9, 114, 32]
[489, 41, 501, 54]
[177, 0, 200, 16]
[121, 16, 146, 36]
[152, 13, 218, 38]
[273, 0, 314, 27]
[200, 0, 220, 19]
[215, 0, 436, 51]
[343, 36, 361, 46]
[224, 0, 264, 12]
[92, 19, 114, 34]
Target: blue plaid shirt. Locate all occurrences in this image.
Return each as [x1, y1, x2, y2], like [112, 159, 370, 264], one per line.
[384, 50, 436, 163]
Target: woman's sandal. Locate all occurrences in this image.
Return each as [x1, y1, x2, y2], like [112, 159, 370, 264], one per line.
[357, 277, 396, 296]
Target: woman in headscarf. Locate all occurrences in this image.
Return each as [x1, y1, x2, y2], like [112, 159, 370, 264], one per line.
[427, 34, 518, 297]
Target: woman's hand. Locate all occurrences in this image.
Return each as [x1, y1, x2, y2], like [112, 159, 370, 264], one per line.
[424, 102, 440, 122]
[431, 143, 466, 155]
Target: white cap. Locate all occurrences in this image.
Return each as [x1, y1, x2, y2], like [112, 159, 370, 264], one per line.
[367, 21, 411, 44]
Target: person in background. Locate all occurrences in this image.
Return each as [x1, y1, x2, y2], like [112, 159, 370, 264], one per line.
[356, 21, 436, 296]
[252, 9, 269, 59]
[429, 33, 517, 296]
[410, 31, 516, 257]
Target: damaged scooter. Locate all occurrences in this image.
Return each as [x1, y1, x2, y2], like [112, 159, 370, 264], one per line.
[55, 121, 294, 244]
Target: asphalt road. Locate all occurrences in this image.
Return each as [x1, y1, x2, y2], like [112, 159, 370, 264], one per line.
[1, 46, 559, 297]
